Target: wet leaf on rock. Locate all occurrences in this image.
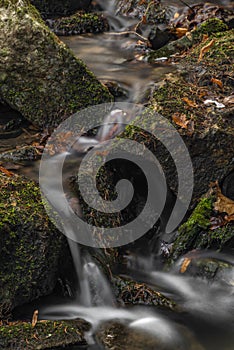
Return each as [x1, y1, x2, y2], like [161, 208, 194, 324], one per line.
[214, 182, 234, 216]
[198, 39, 215, 61]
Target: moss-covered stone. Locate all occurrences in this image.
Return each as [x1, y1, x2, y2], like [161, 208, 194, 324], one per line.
[0, 0, 112, 128]
[0, 172, 66, 319]
[112, 275, 177, 310]
[168, 196, 234, 264]
[147, 18, 229, 61]
[0, 319, 90, 349]
[46, 11, 109, 36]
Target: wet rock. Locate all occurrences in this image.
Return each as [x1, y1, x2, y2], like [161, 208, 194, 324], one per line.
[112, 275, 177, 310]
[175, 252, 234, 284]
[168, 196, 234, 264]
[96, 321, 204, 350]
[30, 0, 91, 18]
[0, 0, 112, 128]
[0, 319, 90, 349]
[147, 28, 234, 205]
[46, 12, 109, 36]
[0, 172, 67, 319]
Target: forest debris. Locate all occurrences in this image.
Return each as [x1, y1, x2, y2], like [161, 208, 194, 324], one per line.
[211, 77, 223, 89]
[223, 95, 234, 105]
[182, 97, 197, 108]
[172, 113, 189, 128]
[198, 39, 215, 61]
[32, 310, 39, 328]
[0, 166, 14, 177]
[204, 99, 225, 108]
[214, 183, 234, 216]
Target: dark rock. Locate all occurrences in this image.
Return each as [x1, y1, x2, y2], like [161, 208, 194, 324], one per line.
[30, 0, 92, 18]
[0, 319, 90, 349]
[46, 11, 109, 36]
[0, 172, 67, 319]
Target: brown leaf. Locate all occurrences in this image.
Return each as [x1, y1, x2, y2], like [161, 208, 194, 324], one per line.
[198, 39, 215, 61]
[175, 27, 188, 38]
[210, 216, 226, 230]
[224, 214, 234, 223]
[214, 183, 234, 216]
[0, 166, 14, 177]
[223, 95, 234, 105]
[32, 310, 39, 328]
[142, 14, 147, 24]
[180, 258, 191, 273]
[172, 113, 189, 129]
[182, 97, 198, 108]
[211, 77, 223, 89]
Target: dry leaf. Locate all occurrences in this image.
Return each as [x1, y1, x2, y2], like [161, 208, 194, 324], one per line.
[223, 95, 234, 105]
[174, 12, 180, 19]
[172, 113, 189, 129]
[211, 77, 223, 89]
[142, 14, 147, 24]
[0, 166, 14, 177]
[214, 183, 234, 216]
[210, 215, 226, 230]
[198, 39, 215, 61]
[182, 97, 198, 108]
[32, 310, 39, 328]
[180, 258, 191, 273]
[224, 214, 234, 223]
[175, 27, 188, 38]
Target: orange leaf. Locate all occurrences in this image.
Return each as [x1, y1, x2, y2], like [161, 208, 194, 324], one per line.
[198, 39, 215, 61]
[142, 14, 147, 24]
[224, 214, 234, 222]
[32, 310, 38, 328]
[0, 166, 14, 177]
[211, 77, 223, 89]
[180, 258, 191, 273]
[182, 97, 197, 108]
[175, 27, 188, 38]
[172, 113, 189, 129]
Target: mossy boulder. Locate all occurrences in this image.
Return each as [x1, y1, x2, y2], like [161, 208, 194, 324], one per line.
[148, 28, 234, 205]
[30, 0, 91, 18]
[168, 196, 234, 264]
[0, 172, 67, 319]
[0, 319, 90, 349]
[46, 11, 109, 36]
[0, 0, 112, 128]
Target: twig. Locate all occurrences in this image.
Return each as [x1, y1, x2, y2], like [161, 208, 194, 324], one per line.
[105, 31, 149, 42]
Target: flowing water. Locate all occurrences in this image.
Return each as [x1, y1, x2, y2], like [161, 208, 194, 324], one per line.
[7, 0, 234, 349]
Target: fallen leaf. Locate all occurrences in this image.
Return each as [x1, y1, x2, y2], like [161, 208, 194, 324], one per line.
[224, 214, 234, 223]
[223, 95, 234, 105]
[198, 39, 215, 61]
[182, 97, 198, 108]
[180, 258, 191, 273]
[0, 166, 14, 177]
[174, 12, 180, 19]
[211, 77, 223, 89]
[142, 14, 147, 24]
[32, 310, 39, 328]
[175, 27, 188, 38]
[214, 183, 234, 216]
[172, 113, 189, 129]
[210, 215, 226, 230]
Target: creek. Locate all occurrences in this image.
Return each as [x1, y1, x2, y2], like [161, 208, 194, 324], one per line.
[7, 0, 234, 349]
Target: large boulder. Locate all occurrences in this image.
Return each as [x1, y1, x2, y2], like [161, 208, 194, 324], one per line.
[0, 0, 112, 128]
[0, 172, 67, 319]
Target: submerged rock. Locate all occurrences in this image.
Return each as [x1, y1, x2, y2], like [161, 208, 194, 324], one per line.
[0, 0, 112, 128]
[96, 321, 204, 350]
[0, 319, 90, 349]
[0, 172, 67, 319]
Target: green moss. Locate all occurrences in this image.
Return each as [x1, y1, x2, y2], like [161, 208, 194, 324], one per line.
[196, 18, 228, 36]
[47, 11, 109, 36]
[0, 173, 65, 318]
[0, 319, 90, 349]
[179, 198, 213, 232]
